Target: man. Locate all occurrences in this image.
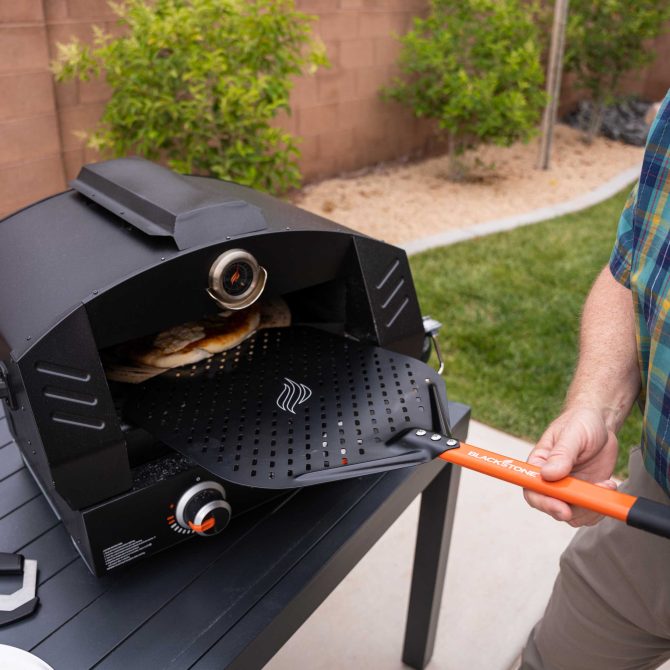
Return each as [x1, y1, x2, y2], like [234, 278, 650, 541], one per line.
[520, 92, 670, 670]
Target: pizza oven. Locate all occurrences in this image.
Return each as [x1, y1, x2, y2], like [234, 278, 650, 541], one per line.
[0, 158, 446, 575]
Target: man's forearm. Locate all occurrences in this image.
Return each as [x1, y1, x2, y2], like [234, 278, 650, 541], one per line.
[564, 265, 641, 433]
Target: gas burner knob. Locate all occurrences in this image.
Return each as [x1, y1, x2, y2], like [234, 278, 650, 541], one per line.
[175, 482, 231, 537]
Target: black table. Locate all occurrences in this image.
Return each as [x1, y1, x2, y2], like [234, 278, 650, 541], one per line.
[0, 402, 468, 670]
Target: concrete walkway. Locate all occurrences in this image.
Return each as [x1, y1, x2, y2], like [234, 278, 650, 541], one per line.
[265, 421, 578, 670]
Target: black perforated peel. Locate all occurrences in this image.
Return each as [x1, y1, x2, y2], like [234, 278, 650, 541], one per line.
[124, 327, 448, 489]
[124, 326, 670, 543]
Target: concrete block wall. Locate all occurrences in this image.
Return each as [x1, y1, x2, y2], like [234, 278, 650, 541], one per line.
[44, 0, 117, 184]
[290, 0, 434, 180]
[0, 3, 67, 219]
[1, 1, 669, 218]
[0, 0, 436, 217]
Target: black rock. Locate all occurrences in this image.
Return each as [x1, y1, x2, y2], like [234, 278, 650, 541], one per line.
[563, 98, 652, 146]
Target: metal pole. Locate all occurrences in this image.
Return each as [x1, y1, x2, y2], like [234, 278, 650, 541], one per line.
[537, 0, 570, 170]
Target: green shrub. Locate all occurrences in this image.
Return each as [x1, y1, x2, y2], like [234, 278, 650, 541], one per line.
[51, 0, 327, 193]
[566, 0, 670, 143]
[384, 0, 546, 179]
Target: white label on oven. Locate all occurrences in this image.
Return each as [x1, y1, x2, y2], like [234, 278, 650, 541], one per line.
[102, 536, 156, 571]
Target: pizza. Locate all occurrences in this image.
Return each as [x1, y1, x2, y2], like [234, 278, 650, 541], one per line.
[104, 298, 291, 382]
[132, 307, 261, 368]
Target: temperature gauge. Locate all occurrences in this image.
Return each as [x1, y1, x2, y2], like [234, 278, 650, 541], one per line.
[208, 249, 267, 310]
[222, 260, 255, 297]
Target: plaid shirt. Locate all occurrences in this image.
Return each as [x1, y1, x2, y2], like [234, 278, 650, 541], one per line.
[610, 90, 670, 494]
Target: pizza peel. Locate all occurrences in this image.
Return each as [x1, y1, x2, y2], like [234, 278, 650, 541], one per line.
[124, 326, 670, 541]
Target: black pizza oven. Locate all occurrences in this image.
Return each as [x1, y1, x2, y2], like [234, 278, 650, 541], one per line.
[0, 158, 437, 575]
[5, 158, 667, 591]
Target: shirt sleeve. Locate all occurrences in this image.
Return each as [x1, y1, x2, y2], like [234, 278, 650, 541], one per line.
[609, 184, 637, 289]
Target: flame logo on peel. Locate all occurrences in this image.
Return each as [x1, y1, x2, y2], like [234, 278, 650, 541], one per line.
[276, 377, 312, 414]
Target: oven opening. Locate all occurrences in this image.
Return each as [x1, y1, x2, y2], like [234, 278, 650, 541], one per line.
[97, 279, 356, 472]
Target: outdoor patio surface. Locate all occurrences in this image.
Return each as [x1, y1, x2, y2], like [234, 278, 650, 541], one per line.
[264, 421, 579, 670]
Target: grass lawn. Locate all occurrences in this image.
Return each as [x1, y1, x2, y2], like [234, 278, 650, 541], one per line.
[410, 188, 641, 477]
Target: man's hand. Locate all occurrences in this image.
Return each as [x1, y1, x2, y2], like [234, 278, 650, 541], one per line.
[524, 407, 619, 527]
[522, 265, 639, 527]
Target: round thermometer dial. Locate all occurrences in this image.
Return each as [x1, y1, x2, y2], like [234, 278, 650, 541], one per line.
[207, 249, 267, 310]
[222, 260, 255, 297]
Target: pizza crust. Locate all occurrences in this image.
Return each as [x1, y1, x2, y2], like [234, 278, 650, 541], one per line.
[259, 296, 291, 329]
[132, 307, 260, 368]
[133, 344, 212, 369]
[198, 308, 261, 353]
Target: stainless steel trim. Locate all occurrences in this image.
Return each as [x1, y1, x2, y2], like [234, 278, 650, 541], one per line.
[207, 249, 267, 310]
[422, 316, 445, 375]
[175, 481, 226, 530]
[430, 333, 445, 375]
[193, 499, 232, 536]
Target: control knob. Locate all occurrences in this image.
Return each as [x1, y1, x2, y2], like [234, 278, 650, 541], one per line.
[175, 482, 231, 536]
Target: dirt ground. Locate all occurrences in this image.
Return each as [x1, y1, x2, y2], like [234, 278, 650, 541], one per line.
[294, 125, 644, 246]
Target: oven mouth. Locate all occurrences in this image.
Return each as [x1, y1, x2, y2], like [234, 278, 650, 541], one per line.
[123, 326, 446, 490]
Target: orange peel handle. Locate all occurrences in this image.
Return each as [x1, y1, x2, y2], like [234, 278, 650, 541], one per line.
[439, 443, 636, 522]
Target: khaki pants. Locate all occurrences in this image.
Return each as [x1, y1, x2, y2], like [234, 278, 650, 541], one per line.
[521, 447, 670, 670]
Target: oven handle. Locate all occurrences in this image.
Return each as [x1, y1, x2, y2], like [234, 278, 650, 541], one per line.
[422, 316, 445, 375]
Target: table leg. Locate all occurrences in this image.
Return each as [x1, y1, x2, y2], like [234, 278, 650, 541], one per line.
[402, 461, 461, 669]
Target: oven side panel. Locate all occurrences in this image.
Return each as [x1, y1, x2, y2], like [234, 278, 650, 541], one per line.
[352, 236, 424, 357]
[12, 304, 132, 509]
